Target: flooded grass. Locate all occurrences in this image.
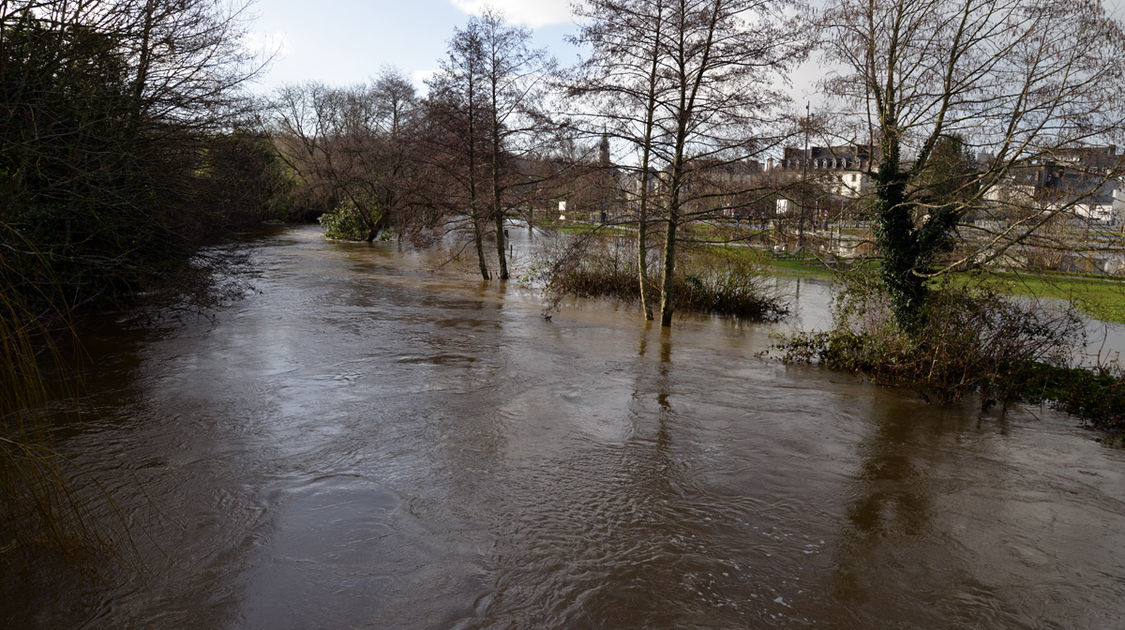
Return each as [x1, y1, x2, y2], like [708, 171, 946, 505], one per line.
[776, 275, 1125, 435]
[542, 239, 789, 321]
[971, 271, 1125, 324]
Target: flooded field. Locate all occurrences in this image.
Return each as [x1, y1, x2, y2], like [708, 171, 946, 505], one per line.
[5, 225, 1125, 629]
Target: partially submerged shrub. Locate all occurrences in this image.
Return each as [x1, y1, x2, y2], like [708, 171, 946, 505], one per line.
[1005, 362, 1125, 432]
[779, 271, 1097, 414]
[541, 237, 788, 321]
[318, 200, 381, 241]
[675, 248, 789, 320]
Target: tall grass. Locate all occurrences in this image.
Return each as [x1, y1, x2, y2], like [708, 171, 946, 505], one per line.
[1, 225, 96, 558]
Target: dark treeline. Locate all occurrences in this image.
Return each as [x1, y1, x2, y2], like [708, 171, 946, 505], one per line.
[1, 0, 289, 323]
[0, 0, 290, 552]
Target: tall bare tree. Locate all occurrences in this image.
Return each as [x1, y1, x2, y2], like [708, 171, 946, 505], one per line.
[425, 10, 554, 281]
[571, 0, 671, 320]
[821, 0, 1125, 326]
[479, 12, 554, 280]
[575, 0, 807, 327]
[426, 19, 493, 278]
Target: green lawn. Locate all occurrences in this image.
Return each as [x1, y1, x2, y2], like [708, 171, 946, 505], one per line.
[972, 271, 1125, 323]
[706, 244, 853, 280]
[552, 221, 634, 237]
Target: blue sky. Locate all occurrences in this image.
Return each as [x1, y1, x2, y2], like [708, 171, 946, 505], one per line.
[245, 0, 579, 92]
[245, 0, 1125, 99]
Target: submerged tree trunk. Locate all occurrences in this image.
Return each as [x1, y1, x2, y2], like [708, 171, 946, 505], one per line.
[658, 205, 678, 327]
[467, 68, 489, 280]
[490, 140, 508, 280]
[659, 153, 684, 328]
[470, 189, 490, 280]
[637, 171, 653, 321]
[469, 132, 490, 279]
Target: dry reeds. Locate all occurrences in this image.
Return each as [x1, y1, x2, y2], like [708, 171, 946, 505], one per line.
[0, 226, 96, 558]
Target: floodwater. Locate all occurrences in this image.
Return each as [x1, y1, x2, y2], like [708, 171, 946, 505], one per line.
[6, 225, 1125, 629]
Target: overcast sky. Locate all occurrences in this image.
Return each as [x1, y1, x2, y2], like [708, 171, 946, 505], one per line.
[245, 0, 1125, 101]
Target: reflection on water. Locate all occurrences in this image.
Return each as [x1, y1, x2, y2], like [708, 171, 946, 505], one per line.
[4, 225, 1125, 629]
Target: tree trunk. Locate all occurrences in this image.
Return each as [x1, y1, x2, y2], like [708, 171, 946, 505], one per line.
[491, 157, 508, 280]
[637, 181, 653, 321]
[659, 158, 682, 328]
[470, 192, 490, 280]
[873, 149, 924, 328]
[658, 208, 677, 327]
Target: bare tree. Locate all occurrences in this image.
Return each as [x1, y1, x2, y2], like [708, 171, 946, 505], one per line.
[821, 0, 1125, 326]
[480, 12, 555, 280]
[425, 10, 554, 280]
[571, 0, 672, 320]
[271, 70, 422, 241]
[575, 0, 807, 327]
[425, 20, 493, 278]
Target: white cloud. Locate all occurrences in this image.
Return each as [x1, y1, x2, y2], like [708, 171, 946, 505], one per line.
[450, 0, 573, 28]
[410, 69, 439, 95]
[242, 30, 291, 59]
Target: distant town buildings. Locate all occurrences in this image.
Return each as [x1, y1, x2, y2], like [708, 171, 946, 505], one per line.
[529, 137, 1125, 230]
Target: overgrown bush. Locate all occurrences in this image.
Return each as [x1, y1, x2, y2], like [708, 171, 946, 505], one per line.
[318, 201, 381, 241]
[779, 271, 1125, 433]
[1005, 362, 1125, 433]
[781, 272, 1078, 400]
[540, 237, 789, 321]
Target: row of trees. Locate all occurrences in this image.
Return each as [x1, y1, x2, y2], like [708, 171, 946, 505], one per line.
[271, 11, 561, 284]
[274, 0, 1125, 329]
[270, 1, 810, 326]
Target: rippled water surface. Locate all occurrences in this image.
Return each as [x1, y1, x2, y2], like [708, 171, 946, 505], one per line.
[7, 225, 1125, 629]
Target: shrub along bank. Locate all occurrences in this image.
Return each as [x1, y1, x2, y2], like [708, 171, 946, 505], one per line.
[778, 273, 1125, 436]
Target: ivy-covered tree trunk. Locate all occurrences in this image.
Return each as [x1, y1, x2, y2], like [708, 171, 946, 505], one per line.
[872, 154, 926, 329]
[873, 136, 969, 330]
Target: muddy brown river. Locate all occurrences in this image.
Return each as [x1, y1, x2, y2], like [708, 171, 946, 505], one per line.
[6, 225, 1125, 628]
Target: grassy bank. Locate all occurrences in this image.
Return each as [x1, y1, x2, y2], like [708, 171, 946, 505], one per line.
[550, 221, 635, 237]
[706, 245, 857, 281]
[545, 224, 1125, 323]
[974, 271, 1125, 323]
